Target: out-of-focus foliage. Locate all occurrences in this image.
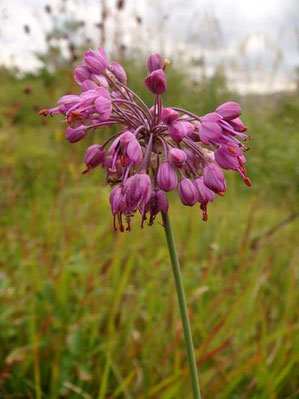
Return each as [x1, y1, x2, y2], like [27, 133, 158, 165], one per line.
[0, 63, 298, 398]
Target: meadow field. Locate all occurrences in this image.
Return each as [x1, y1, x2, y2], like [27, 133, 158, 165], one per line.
[0, 65, 298, 398]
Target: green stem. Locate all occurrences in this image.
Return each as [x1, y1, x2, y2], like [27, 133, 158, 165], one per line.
[162, 212, 202, 399]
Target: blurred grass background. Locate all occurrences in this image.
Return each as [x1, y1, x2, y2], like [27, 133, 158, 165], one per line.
[0, 62, 298, 399]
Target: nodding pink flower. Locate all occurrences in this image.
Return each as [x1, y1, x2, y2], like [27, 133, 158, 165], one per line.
[91, 74, 109, 88]
[203, 163, 227, 195]
[81, 79, 98, 91]
[94, 88, 112, 120]
[65, 125, 87, 143]
[193, 177, 215, 221]
[41, 47, 252, 230]
[104, 156, 123, 181]
[199, 114, 222, 145]
[147, 53, 164, 73]
[125, 173, 152, 208]
[108, 62, 127, 83]
[145, 69, 167, 95]
[74, 65, 91, 85]
[157, 161, 178, 191]
[229, 117, 247, 132]
[161, 108, 180, 125]
[144, 189, 169, 226]
[214, 145, 243, 170]
[82, 144, 106, 174]
[169, 148, 187, 168]
[168, 121, 194, 143]
[110, 131, 143, 166]
[84, 47, 108, 74]
[109, 185, 127, 232]
[216, 102, 241, 121]
[178, 178, 198, 206]
[126, 139, 143, 165]
[215, 146, 251, 186]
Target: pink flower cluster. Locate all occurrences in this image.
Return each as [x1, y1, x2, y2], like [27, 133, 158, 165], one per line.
[40, 47, 251, 231]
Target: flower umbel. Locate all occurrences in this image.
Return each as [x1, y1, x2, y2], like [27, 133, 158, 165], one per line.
[40, 48, 252, 231]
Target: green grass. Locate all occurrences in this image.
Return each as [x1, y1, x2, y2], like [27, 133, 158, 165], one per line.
[0, 66, 298, 398]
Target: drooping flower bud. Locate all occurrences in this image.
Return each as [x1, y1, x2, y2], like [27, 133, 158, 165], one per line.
[214, 145, 243, 170]
[82, 144, 106, 174]
[203, 163, 227, 194]
[199, 113, 222, 145]
[125, 173, 152, 207]
[144, 189, 169, 226]
[126, 139, 143, 165]
[168, 121, 194, 143]
[108, 62, 127, 83]
[144, 69, 167, 95]
[84, 47, 108, 74]
[178, 178, 198, 206]
[81, 79, 98, 91]
[216, 102, 241, 121]
[109, 185, 127, 231]
[193, 176, 215, 221]
[65, 125, 87, 143]
[147, 53, 164, 73]
[228, 117, 247, 132]
[157, 161, 178, 191]
[161, 108, 180, 125]
[74, 65, 91, 85]
[91, 74, 109, 88]
[110, 185, 126, 215]
[193, 177, 215, 204]
[169, 148, 187, 168]
[94, 88, 112, 121]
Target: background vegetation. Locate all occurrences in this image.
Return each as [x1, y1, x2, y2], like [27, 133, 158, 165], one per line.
[0, 1, 299, 396]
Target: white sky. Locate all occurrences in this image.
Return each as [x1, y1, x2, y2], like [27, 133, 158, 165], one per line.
[0, 0, 298, 93]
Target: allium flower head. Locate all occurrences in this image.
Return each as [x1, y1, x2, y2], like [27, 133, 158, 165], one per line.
[40, 47, 252, 230]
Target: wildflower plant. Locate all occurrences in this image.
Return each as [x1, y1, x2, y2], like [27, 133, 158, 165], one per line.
[40, 47, 251, 399]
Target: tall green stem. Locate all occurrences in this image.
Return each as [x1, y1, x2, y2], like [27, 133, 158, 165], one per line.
[162, 212, 202, 399]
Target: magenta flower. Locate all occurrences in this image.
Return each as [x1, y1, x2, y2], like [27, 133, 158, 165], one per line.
[40, 48, 252, 230]
[145, 69, 167, 95]
[147, 53, 164, 72]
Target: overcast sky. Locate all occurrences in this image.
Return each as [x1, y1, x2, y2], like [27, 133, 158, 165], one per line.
[0, 0, 298, 92]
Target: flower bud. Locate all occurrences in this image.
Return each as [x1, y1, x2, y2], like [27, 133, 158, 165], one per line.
[147, 53, 164, 73]
[161, 108, 180, 125]
[193, 177, 215, 221]
[108, 62, 127, 83]
[168, 121, 193, 143]
[178, 178, 198, 206]
[216, 102, 241, 121]
[144, 69, 167, 95]
[65, 125, 87, 143]
[203, 163, 227, 194]
[193, 177, 215, 204]
[157, 161, 178, 192]
[110, 185, 127, 215]
[84, 47, 108, 74]
[94, 88, 112, 121]
[91, 74, 109, 88]
[81, 79, 98, 91]
[126, 139, 143, 165]
[228, 117, 247, 132]
[74, 65, 91, 85]
[199, 120, 222, 145]
[83, 144, 106, 173]
[214, 145, 242, 170]
[169, 148, 187, 168]
[145, 189, 169, 225]
[125, 173, 152, 207]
